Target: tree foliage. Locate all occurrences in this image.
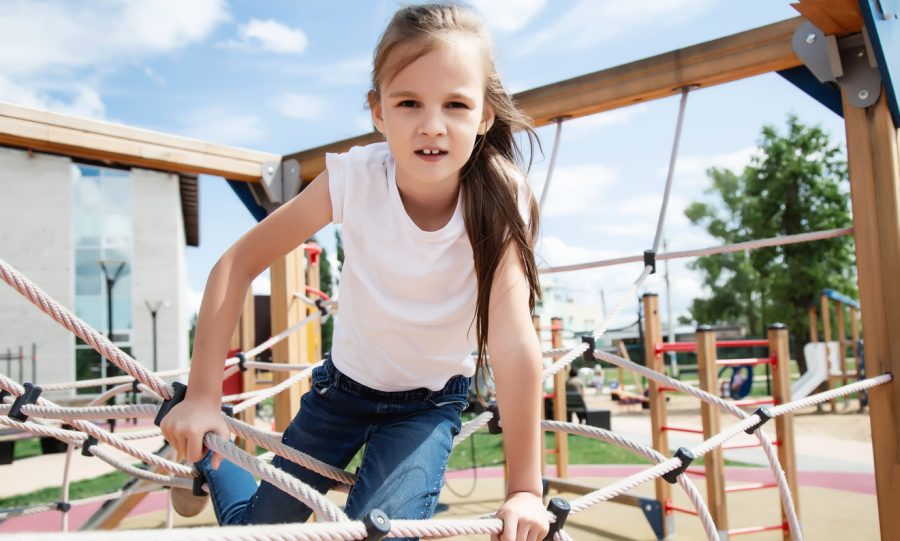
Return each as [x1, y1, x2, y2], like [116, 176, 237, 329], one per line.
[683, 115, 856, 368]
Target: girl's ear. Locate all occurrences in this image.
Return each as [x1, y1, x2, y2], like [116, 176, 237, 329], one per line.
[369, 91, 386, 134]
[478, 103, 495, 135]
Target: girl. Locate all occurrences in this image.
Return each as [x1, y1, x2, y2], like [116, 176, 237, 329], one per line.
[161, 4, 549, 540]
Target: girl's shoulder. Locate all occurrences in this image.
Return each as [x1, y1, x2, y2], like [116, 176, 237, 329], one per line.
[328, 142, 392, 173]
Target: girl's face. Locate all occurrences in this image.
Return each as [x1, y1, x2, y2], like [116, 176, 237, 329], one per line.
[371, 37, 494, 191]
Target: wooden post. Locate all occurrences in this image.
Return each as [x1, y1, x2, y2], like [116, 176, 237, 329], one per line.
[270, 247, 308, 431]
[551, 317, 568, 478]
[696, 326, 728, 535]
[822, 294, 837, 411]
[234, 291, 256, 452]
[842, 91, 900, 540]
[768, 323, 797, 541]
[808, 307, 818, 343]
[643, 294, 674, 536]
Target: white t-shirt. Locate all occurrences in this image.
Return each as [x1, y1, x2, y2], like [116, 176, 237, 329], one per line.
[327, 142, 478, 391]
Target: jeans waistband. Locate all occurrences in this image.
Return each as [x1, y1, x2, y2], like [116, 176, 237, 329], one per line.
[320, 357, 470, 403]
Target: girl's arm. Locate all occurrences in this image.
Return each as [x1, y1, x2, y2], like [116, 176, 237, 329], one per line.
[161, 170, 333, 465]
[487, 243, 549, 541]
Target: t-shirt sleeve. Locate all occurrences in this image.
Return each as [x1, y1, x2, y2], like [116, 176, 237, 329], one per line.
[326, 151, 346, 225]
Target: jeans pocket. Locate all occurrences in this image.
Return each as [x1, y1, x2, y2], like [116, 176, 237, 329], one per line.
[430, 393, 469, 411]
[311, 366, 333, 397]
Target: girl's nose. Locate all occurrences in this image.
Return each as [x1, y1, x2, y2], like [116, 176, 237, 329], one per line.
[418, 109, 447, 136]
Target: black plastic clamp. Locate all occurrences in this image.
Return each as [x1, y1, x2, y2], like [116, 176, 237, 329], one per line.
[9, 382, 42, 422]
[55, 501, 72, 513]
[580, 335, 596, 363]
[314, 298, 329, 317]
[363, 508, 391, 540]
[543, 497, 571, 541]
[221, 403, 235, 418]
[643, 249, 657, 274]
[192, 470, 209, 497]
[744, 406, 774, 435]
[487, 402, 502, 434]
[154, 382, 187, 427]
[662, 447, 695, 484]
[81, 435, 98, 457]
[0, 389, 9, 403]
[236, 352, 248, 372]
[131, 379, 141, 394]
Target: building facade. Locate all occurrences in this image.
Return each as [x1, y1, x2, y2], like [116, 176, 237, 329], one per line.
[0, 146, 194, 400]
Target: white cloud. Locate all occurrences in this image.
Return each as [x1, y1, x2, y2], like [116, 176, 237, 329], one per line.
[271, 93, 327, 120]
[252, 275, 271, 295]
[516, 0, 715, 56]
[284, 55, 371, 86]
[469, 0, 547, 32]
[178, 107, 266, 148]
[531, 163, 619, 217]
[0, 0, 229, 76]
[0, 75, 107, 119]
[225, 19, 308, 54]
[668, 146, 757, 188]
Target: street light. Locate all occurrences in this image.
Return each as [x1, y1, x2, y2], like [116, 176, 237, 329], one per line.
[144, 300, 170, 373]
[98, 260, 126, 394]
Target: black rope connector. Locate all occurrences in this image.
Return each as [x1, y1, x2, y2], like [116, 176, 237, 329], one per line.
[544, 497, 571, 541]
[131, 379, 141, 394]
[580, 335, 595, 363]
[236, 352, 248, 372]
[0, 389, 10, 403]
[192, 471, 209, 497]
[81, 435, 98, 457]
[314, 298, 329, 317]
[487, 402, 502, 434]
[644, 249, 657, 274]
[363, 508, 391, 540]
[662, 447, 695, 484]
[744, 406, 774, 435]
[221, 403, 234, 418]
[9, 382, 43, 422]
[154, 381, 187, 427]
[56, 501, 72, 513]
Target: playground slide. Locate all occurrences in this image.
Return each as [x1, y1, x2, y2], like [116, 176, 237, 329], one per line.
[793, 342, 840, 399]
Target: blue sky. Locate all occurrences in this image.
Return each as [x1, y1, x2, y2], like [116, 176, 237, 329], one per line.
[0, 1, 850, 330]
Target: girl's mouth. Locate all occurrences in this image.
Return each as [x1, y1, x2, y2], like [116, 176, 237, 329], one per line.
[415, 149, 447, 162]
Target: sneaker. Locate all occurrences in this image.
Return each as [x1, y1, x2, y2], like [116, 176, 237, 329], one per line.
[170, 467, 209, 517]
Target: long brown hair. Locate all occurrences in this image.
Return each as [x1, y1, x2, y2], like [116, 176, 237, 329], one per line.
[368, 3, 542, 392]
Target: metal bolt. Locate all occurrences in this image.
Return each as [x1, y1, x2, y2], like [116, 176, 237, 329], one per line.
[857, 49, 865, 58]
[267, 165, 275, 174]
[377, 516, 385, 524]
[859, 89, 870, 100]
[805, 33, 816, 44]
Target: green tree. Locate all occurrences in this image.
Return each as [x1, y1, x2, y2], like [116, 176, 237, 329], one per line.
[683, 115, 856, 371]
[317, 239, 335, 353]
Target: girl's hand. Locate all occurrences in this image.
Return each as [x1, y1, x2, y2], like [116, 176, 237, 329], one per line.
[159, 398, 230, 469]
[492, 491, 550, 541]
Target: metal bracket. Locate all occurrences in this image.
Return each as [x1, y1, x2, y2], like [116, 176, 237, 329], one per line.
[793, 21, 882, 109]
[250, 159, 301, 213]
[637, 497, 667, 540]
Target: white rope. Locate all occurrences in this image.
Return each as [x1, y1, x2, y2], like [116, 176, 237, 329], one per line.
[538, 118, 565, 213]
[542, 227, 853, 274]
[232, 361, 321, 414]
[651, 86, 691, 253]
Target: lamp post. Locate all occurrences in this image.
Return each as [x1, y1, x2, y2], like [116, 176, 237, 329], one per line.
[98, 260, 126, 394]
[144, 300, 168, 373]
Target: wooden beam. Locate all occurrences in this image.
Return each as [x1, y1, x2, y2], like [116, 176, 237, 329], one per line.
[286, 18, 805, 181]
[769, 324, 798, 541]
[0, 102, 277, 182]
[843, 91, 900, 540]
[271, 247, 308, 431]
[696, 327, 728, 535]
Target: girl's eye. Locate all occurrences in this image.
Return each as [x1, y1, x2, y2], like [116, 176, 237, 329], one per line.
[398, 100, 418, 108]
[447, 102, 468, 109]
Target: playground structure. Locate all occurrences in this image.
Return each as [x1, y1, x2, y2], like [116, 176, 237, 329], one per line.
[806, 289, 864, 410]
[0, 0, 898, 539]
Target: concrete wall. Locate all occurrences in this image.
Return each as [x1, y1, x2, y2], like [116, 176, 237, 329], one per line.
[0, 147, 75, 393]
[131, 169, 189, 377]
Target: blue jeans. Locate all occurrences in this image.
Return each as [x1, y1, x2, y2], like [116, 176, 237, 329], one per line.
[199, 357, 469, 537]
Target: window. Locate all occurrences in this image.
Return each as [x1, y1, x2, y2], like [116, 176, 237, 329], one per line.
[72, 165, 133, 394]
